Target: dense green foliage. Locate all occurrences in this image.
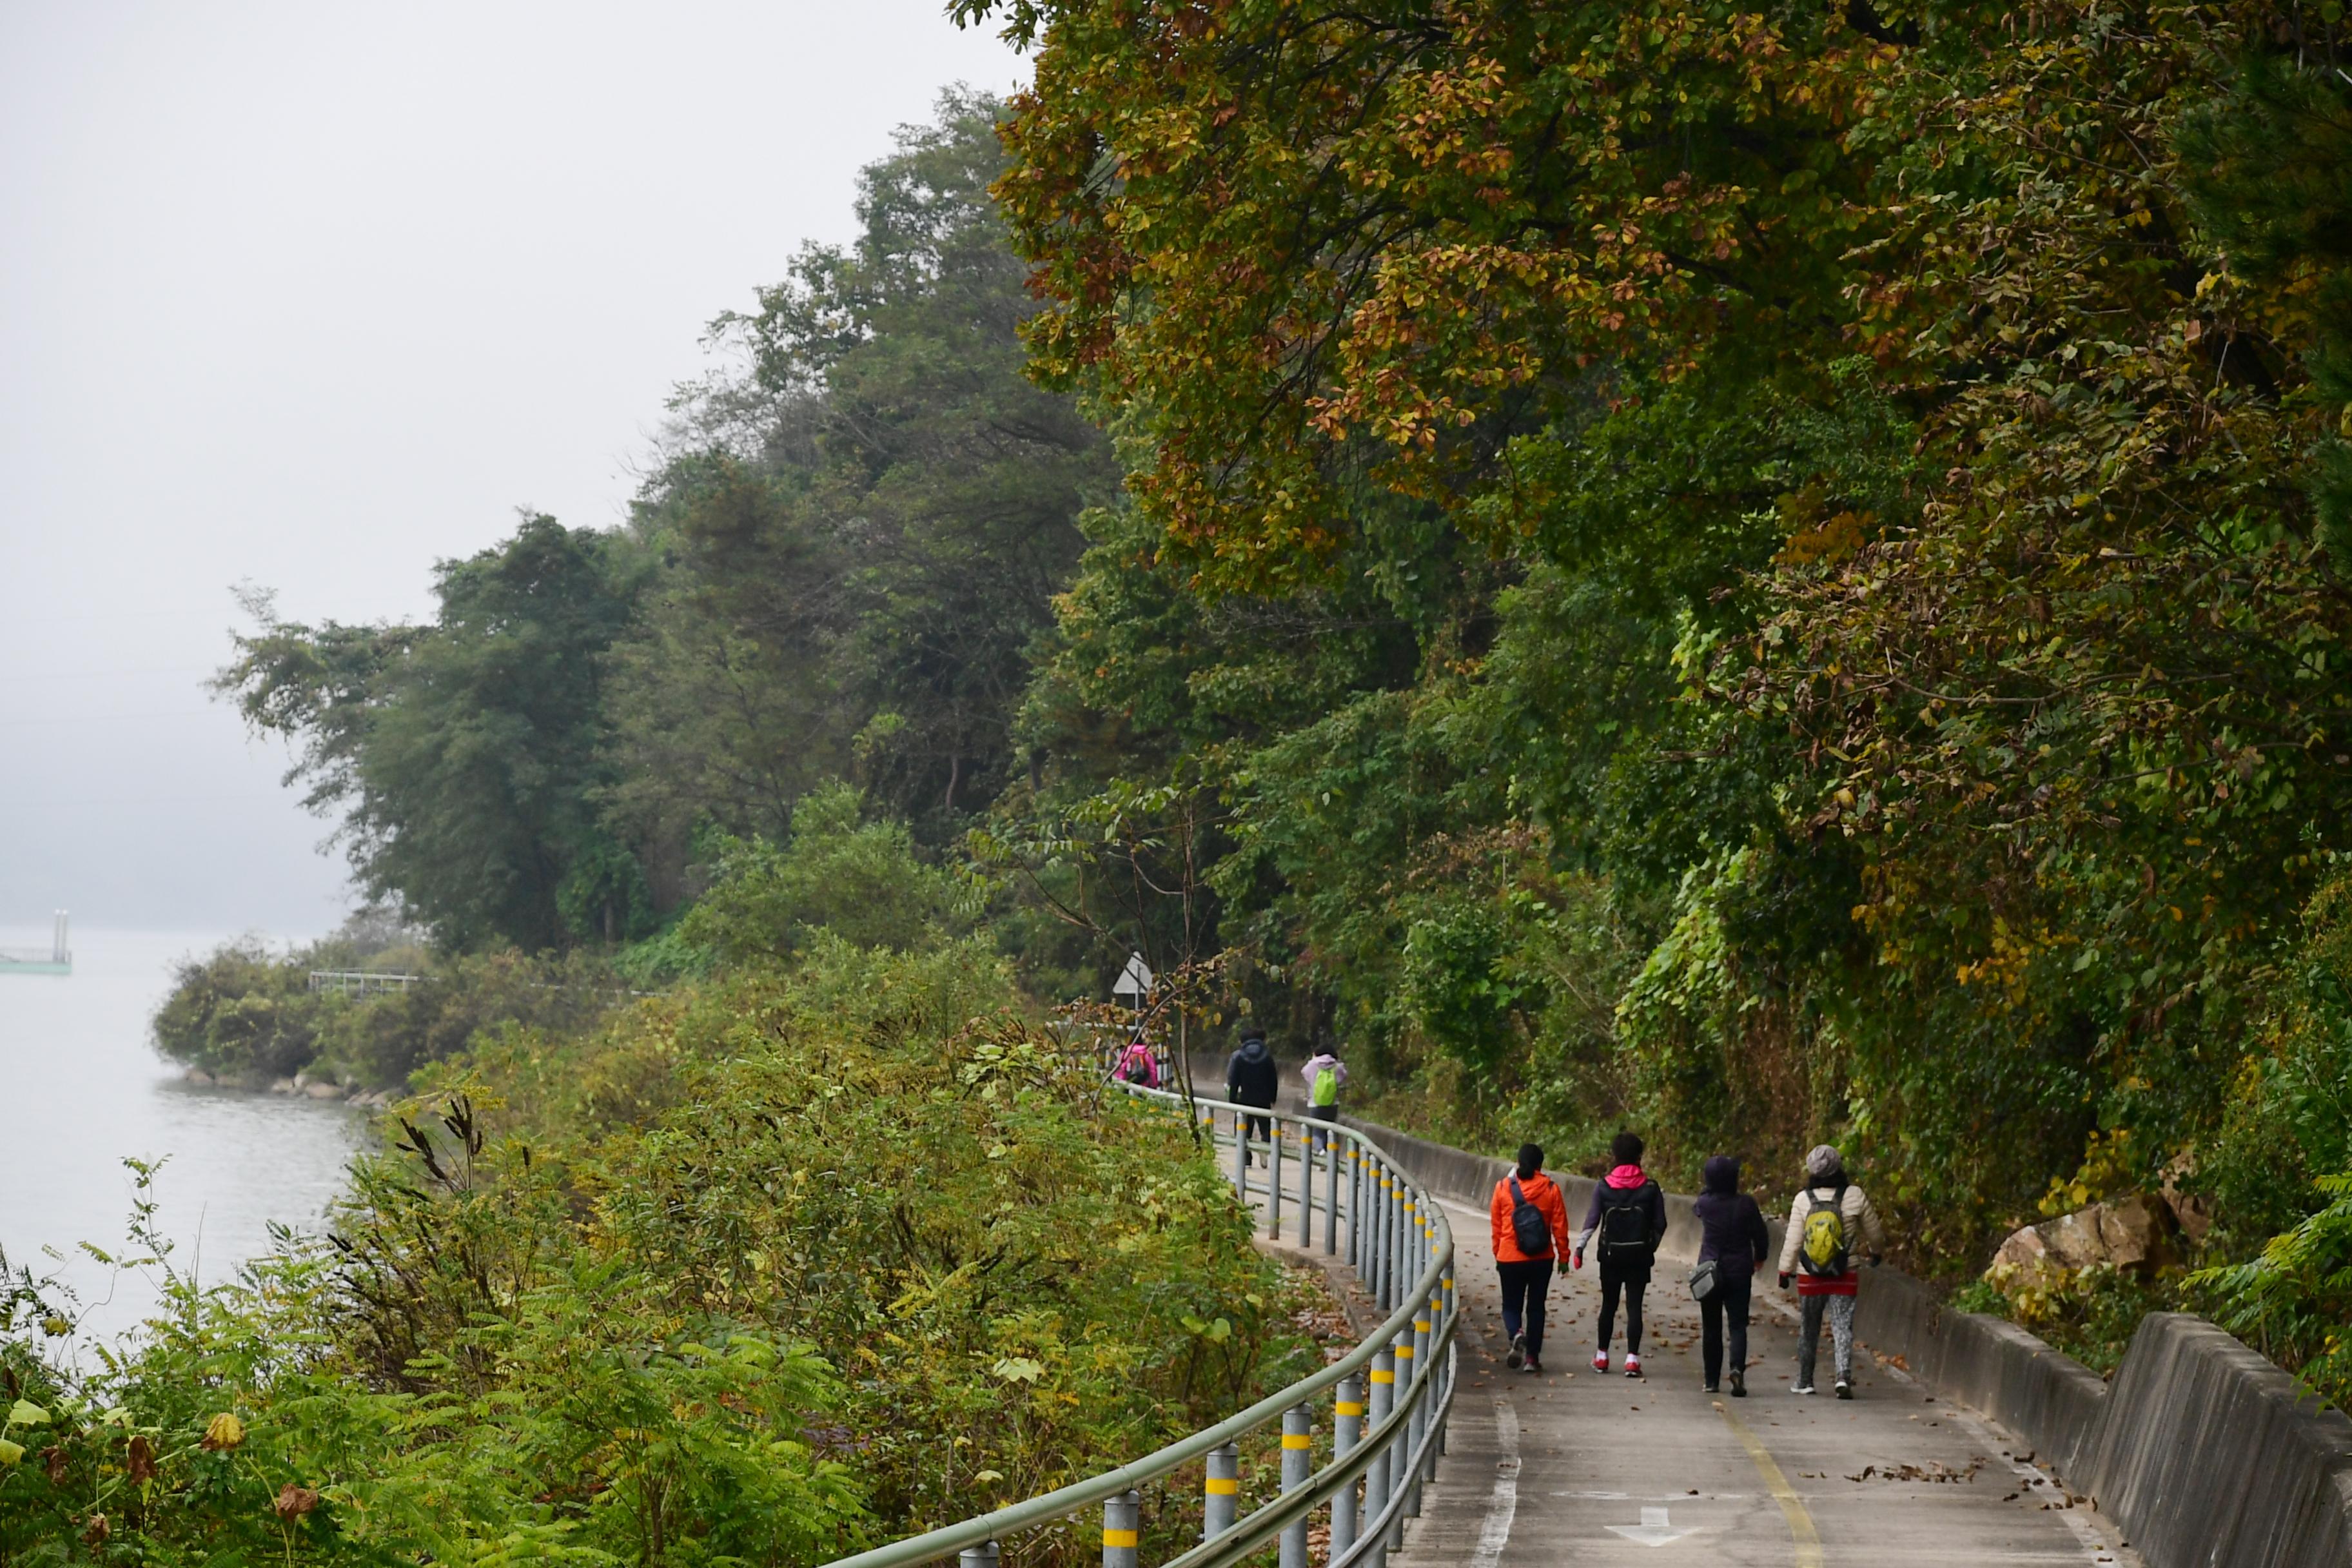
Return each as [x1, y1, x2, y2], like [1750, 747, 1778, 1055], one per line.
[943, 0, 2352, 1400]
[153, 921, 623, 1091]
[24, 936, 1307, 1566]
[179, 14, 2352, 1421]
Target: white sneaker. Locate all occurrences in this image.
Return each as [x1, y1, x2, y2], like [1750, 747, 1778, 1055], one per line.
[1592, 1350, 1609, 1373]
[1793, 1383, 1817, 1395]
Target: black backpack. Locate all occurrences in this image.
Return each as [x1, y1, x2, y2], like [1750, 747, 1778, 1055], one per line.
[1506, 1176, 1553, 1257]
[1597, 1183, 1654, 1260]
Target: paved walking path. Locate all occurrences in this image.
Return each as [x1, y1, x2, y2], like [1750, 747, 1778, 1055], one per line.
[1382, 1193, 2142, 1567]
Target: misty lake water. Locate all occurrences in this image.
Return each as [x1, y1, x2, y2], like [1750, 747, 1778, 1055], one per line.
[0, 926, 363, 1343]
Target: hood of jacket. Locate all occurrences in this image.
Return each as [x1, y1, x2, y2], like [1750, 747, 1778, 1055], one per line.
[1237, 1037, 1269, 1064]
[1702, 1155, 1740, 1195]
[1605, 1163, 1647, 1189]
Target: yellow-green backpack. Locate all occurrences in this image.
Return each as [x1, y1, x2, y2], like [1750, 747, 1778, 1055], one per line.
[1799, 1191, 1849, 1277]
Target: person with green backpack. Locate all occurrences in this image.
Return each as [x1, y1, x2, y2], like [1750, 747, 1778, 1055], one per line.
[1298, 1045, 1348, 1150]
[1776, 1144, 1888, 1398]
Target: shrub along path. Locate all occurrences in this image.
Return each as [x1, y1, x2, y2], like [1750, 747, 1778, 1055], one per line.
[1382, 1193, 2140, 1567]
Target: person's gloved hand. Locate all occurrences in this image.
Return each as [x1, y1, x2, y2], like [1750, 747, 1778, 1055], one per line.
[1778, 1271, 1792, 1291]
[1571, 1251, 1583, 1271]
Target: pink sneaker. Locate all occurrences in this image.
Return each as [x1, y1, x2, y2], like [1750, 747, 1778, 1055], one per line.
[1625, 1353, 1643, 1378]
[1591, 1350, 1609, 1373]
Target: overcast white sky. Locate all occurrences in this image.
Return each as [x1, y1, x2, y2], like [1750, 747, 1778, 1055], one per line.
[0, 1, 1026, 937]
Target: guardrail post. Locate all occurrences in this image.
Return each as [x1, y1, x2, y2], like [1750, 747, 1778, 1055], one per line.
[1269, 1116, 1286, 1235]
[1103, 1489, 1139, 1568]
[1363, 1351, 1394, 1568]
[1324, 1132, 1340, 1255]
[1331, 1374, 1363, 1565]
[1355, 1152, 1373, 1279]
[1437, 1269, 1456, 1458]
[958, 1541, 999, 1568]
[1377, 1164, 1393, 1307]
[1386, 1322, 1416, 1550]
[1296, 1125, 1314, 1246]
[1204, 1441, 1239, 1540]
[1231, 1106, 1248, 1194]
[1279, 1404, 1311, 1568]
[1412, 1292, 1439, 1504]
[1406, 1301, 1431, 1511]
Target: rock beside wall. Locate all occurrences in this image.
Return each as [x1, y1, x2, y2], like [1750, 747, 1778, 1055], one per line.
[1989, 1193, 2186, 1288]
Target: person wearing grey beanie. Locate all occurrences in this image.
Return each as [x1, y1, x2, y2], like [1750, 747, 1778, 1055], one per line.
[1775, 1144, 1888, 1398]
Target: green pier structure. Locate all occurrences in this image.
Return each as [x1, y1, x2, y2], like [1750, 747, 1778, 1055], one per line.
[0, 910, 72, 975]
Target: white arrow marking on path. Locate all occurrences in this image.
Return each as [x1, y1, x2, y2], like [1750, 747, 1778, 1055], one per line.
[1605, 1507, 1703, 1547]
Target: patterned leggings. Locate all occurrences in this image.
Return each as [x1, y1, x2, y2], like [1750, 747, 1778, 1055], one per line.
[1798, 1292, 1856, 1386]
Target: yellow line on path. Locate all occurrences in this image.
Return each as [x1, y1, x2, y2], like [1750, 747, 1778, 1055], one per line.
[1715, 1400, 1824, 1567]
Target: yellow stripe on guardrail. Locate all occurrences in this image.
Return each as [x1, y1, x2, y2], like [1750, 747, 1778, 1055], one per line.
[1336, 1401, 1364, 1416]
[1281, 1435, 1311, 1450]
[1369, 1369, 1395, 1384]
[1204, 1478, 1239, 1496]
[1102, 1530, 1139, 1547]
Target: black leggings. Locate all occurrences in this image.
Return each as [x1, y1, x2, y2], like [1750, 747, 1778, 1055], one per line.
[1598, 1269, 1647, 1355]
[1700, 1271, 1752, 1385]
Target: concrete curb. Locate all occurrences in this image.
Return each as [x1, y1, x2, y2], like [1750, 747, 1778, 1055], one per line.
[1343, 1113, 2352, 1567]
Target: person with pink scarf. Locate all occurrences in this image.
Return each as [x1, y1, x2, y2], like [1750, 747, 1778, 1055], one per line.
[1571, 1130, 1668, 1376]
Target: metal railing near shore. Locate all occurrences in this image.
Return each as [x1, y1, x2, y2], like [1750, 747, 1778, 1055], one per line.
[818, 1085, 1459, 1568]
[307, 970, 424, 995]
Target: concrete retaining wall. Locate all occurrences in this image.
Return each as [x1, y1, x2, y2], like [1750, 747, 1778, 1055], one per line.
[2084, 1314, 2352, 1568]
[1346, 1115, 2352, 1567]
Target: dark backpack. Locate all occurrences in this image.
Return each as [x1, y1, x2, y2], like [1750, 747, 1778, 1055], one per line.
[1597, 1184, 1654, 1260]
[1506, 1176, 1553, 1257]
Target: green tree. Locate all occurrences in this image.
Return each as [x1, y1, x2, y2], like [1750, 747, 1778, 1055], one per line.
[609, 90, 1112, 876]
[220, 515, 645, 951]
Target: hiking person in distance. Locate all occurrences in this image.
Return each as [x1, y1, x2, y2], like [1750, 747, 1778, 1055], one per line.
[1114, 1028, 1162, 1090]
[1489, 1142, 1571, 1375]
[1776, 1143, 1888, 1398]
[1692, 1155, 1772, 1396]
[1573, 1131, 1667, 1377]
[1299, 1043, 1348, 1150]
[1225, 1021, 1279, 1165]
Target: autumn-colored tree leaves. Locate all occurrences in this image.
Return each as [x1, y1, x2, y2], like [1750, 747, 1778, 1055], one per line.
[966, 0, 2352, 1312]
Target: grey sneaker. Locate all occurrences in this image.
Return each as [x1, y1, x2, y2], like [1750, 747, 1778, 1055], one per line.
[1793, 1383, 1818, 1396]
[1505, 1332, 1525, 1371]
[1835, 1379, 1853, 1400]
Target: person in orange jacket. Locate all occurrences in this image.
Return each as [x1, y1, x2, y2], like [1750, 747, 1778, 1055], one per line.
[1489, 1142, 1572, 1375]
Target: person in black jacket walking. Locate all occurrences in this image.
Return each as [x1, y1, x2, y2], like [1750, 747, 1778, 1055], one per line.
[1571, 1131, 1667, 1377]
[1225, 1023, 1279, 1164]
[1692, 1155, 1772, 1396]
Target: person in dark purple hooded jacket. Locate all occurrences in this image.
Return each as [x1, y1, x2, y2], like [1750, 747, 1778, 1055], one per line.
[1692, 1155, 1772, 1396]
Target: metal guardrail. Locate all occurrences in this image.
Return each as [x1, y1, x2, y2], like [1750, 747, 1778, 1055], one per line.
[820, 1085, 1460, 1568]
[307, 970, 424, 994]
